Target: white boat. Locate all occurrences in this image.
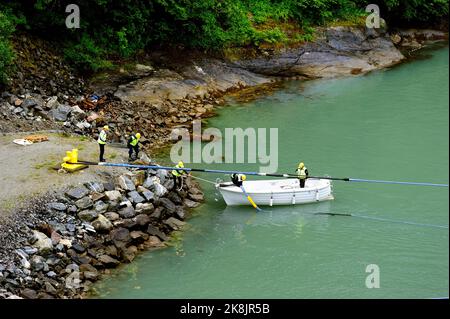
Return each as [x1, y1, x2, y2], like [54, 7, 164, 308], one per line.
[216, 178, 333, 206]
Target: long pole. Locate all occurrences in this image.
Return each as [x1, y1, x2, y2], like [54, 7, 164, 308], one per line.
[74, 161, 449, 188]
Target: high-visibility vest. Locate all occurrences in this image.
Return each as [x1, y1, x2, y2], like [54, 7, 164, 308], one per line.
[130, 135, 139, 147]
[98, 130, 107, 144]
[172, 164, 185, 177]
[296, 167, 307, 179]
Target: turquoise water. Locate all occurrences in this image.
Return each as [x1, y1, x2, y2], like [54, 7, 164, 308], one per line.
[94, 45, 449, 298]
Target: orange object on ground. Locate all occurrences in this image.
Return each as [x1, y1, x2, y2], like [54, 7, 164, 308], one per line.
[24, 134, 49, 143]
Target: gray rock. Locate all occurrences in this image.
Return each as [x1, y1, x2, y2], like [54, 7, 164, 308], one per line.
[104, 212, 120, 221]
[146, 225, 168, 241]
[105, 190, 122, 202]
[67, 205, 78, 215]
[189, 193, 204, 202]
[164, 217, 186, 230]
[159, 198, 176, 214]
[118, 206, 135, 219]
[92, 214, 113, 232]
[128, 191, 145, 204]
[84, 181, 104, 193]
[75, 196, 93, 210]
[184, 198, 200, 208]
[13, 106, 23, 114]
[149, 207, 163, 219]
[141, 190, 155, 202]
[45, 282, 57, 295]
[117, 175, 136, 191]
[143, 176, 154, 189]
[135, 203, 154, 215]
[46, 96, 59, 109]
[31, 231, 53, 255]
[46, 202, 67, 212]
[78, 210, 98, 222]
[66, 186, 90, 200]
[110, 227, 131, 246]
[21, 98, 38, 109]
[50, 104, 72, 121]
[94, 200, 109, 214]
[167, 192, 182, 204]
[163, 179, 175, 191]
[21, 288, 38, 299]
[30, 255, 46, 272]
[135, 214, 151, 227]
[153, 183, 168, 197]
[176, 206, 186, 220]
[98, 255, 120, 268]
[72, 243, 86, 253]
[22, 247, 38, 255]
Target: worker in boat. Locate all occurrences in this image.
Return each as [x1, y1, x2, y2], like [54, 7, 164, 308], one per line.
[231, 173, 246, 187]
[127, 132, 141, 161]
[296, 162, 309, 188]
[97, 125, 109, 162]
[171, 161, 187, 190]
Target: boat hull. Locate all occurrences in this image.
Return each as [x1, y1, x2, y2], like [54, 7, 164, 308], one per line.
[216, 178, 333, 206]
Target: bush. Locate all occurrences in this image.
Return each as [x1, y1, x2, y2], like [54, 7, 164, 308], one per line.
[0, 11, 16, 83]
[63, 34, 113, 73]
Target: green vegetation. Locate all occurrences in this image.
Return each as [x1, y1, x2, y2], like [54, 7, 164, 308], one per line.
[0, 11, 15, 83]
[0, 0, 448, 77]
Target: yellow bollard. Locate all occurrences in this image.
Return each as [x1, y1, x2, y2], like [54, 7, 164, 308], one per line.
[61, 148, 87, 173]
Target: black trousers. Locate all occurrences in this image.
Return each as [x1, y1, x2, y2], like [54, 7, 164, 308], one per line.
[173, 175, 182, 189]
[128, 145, 139, 159]
[300, 179, 306, 188]
[99, 144, 105, 162]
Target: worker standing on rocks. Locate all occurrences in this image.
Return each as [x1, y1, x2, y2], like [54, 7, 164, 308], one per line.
[127, 132, 141, 162]
[172, 161, 186, 190]
[98, 125, 109, 162]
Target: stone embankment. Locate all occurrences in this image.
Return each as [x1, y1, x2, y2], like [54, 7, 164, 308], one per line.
[0, 162, 203, 299]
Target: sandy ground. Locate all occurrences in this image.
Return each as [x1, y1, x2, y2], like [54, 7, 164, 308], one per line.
[0, 131, 129, 216]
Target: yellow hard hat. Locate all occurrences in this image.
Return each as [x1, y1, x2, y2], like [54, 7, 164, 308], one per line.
[298, 162, 305, 168]
[241, 174, 246, 181]
[136, 133, 141, 139]
[103, 125, 109, 130]
[178, 161, 184, 167]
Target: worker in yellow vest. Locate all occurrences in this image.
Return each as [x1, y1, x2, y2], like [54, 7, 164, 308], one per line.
[296, 162, 309, 188]
[172, 161, 186, 189]
[98, 125, 109, 162]
[127, 132, 141, 161]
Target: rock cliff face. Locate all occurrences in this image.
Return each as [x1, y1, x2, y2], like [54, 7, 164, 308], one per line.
[233, 27, 405, 78]
[112, 26, 407, 104]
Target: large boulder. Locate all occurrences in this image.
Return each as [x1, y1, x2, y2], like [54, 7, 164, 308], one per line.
[75, 196, 94, 210]
[98, 255, 120, 268]
[105, 190, 122, 202]
[117, 175, 136, 191]
[66, 186, 90, 200]
[118, 206, 135, 219]
[78, 210, 98, 222]
[128, 191, 145, 204]
[92, 214, 113, 232]
[84, 181, 104, 193]
[164, 217, 186, 230]
[49, 104, 72, 121]
[31, 231, 53, 255]
[159, 198, 176, 214]
[110, 227, 131, 247]
[146, 225, 168, 241]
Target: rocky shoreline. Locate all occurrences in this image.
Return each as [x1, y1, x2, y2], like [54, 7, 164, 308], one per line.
[0, 26, 447, 299]
[0, 160, 204, 299]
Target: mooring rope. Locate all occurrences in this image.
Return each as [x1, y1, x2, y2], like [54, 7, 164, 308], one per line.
[314, 212, 448, 230]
